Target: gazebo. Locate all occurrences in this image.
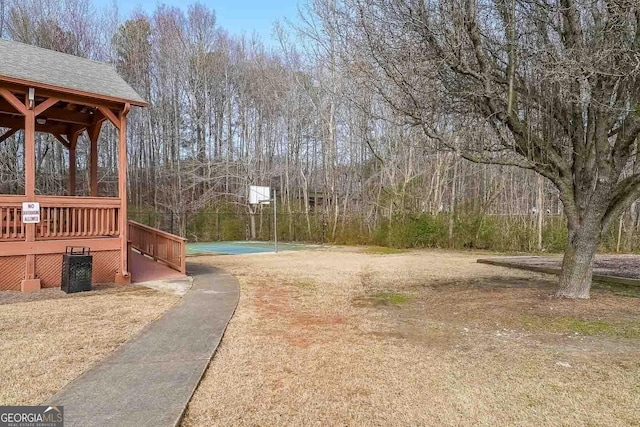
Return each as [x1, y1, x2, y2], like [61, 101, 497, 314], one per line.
[0, 39, 183, 292]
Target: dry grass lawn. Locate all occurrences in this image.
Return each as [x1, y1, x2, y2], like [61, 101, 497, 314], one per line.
[183, 247, 640, 426]
[0, 285, 179, 405]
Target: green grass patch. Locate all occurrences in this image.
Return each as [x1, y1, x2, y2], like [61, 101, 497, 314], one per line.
[521, 315, 640, 338]
[371, 292, 409, 305]
[289, 279, 315, 290]
[352, 291, 410, 308]
[362, 246, 407, 255]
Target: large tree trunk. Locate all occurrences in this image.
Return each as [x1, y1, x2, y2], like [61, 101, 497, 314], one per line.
[556, 224, 601, 299]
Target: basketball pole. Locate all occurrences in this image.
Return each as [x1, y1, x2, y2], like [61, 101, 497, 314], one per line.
[274, 189, 278, 253]
[251, 185, 278, 254]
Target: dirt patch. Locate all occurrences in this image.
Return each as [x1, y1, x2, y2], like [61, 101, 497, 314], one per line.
[0, 285, 178, 405]
[182, 248, 640, 426]
[253, 280, 347, 348]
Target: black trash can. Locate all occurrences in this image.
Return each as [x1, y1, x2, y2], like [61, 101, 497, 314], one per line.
[61, 247, 93, 293]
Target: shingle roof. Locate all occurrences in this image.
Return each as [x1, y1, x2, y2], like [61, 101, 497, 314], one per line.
[0, 38, 146, 106]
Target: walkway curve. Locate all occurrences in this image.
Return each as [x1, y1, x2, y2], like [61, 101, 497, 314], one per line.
[48, 263, 240, 427]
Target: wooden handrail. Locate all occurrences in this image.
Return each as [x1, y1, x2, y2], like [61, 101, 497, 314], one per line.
[128, 220, 187, 242]
[37, 196, 120, 208]
[0, 195, 120, 208]
[0, 195, 25, 206]
[128, 220, 186, 274]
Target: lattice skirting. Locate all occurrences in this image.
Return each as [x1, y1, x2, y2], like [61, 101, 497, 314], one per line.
[0, 250, 120, 290]
[92, 250, 120, 284]
[0, 256, 26, 291]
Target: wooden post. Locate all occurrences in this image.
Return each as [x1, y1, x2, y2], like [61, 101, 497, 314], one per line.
[23, 91, 40, 291]
[68, 133, 77, 196]
[89, 123, 101, 197]
[25, 114, 35, 199]
[115, 104, 130, 284]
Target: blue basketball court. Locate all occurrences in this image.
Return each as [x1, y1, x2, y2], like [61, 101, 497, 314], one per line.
[186, 241, 314, 256]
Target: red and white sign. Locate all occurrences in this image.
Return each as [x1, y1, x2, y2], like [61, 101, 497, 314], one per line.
[22, 202, 40, 223]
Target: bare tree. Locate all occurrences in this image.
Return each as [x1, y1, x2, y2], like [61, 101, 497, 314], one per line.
[6, 0, 638, 287]
[320, 0, 640, 298]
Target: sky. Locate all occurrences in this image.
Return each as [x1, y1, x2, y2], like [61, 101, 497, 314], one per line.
[95, 0, 303, 45]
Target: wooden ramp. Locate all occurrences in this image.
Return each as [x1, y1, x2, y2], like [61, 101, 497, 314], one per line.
[128, 220, 187, 282]
[130, 251, 186, 283]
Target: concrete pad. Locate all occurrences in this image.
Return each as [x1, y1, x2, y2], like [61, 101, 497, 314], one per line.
[138, 277, 193, 296]
[48, 263, 240, 427]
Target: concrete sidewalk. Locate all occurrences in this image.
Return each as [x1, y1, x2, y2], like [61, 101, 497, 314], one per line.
[48, 263, 240, 427]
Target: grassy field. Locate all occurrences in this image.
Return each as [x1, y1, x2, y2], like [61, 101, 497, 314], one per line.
[183, 247, 640, 426]
[0, 285, 178, 405]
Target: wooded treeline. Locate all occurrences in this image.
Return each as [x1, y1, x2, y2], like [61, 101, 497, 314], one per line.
[0, 0, 638, 253]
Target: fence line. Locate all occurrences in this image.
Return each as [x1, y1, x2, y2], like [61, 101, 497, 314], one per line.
[127, 209, 585, 252]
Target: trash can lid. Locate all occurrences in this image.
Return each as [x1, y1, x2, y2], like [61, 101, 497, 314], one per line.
[66, 246, 91, 255]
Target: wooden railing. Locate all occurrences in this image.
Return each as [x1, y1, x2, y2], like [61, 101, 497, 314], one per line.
[37, 196, 120, 239]
[128, 220, 186, 274]
[0, 196, 120, 241]
[0, 197, 25, 240]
